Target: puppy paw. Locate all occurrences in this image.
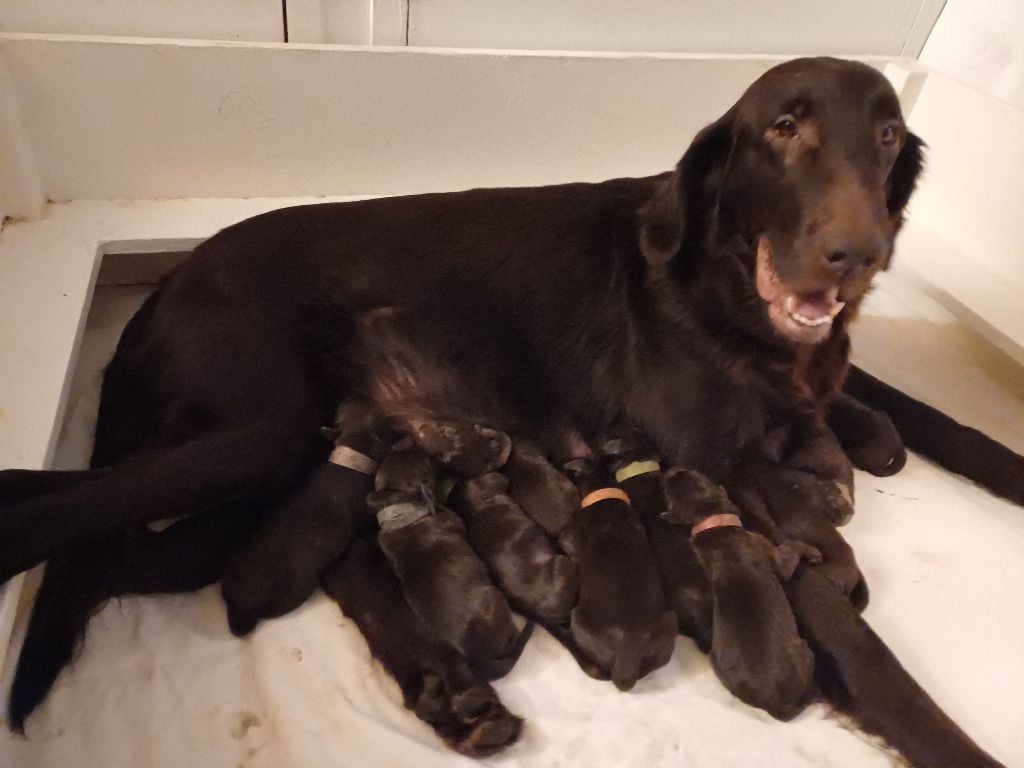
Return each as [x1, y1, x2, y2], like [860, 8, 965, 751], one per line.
[410, 420, 512, 477]
[774, 540, 823, 580]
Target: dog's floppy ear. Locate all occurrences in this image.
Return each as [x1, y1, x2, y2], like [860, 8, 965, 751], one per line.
[639, 111, 735, 265]
[887, 130, 925, 221]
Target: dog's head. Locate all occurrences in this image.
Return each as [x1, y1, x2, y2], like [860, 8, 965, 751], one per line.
[642, 57, 924, 345]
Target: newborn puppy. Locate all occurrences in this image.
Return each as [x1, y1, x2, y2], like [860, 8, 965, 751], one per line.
[221, 400, 397, 636]
[405, 417, 512, 477]
[663, 468, 816, 721]
[322, 536, 522, 757]
[502, 438, 580, 538]
[601, 429, 713, 652]
[556, 457, 677, 691]
[449, 471, 578, 624]
[371, 441, 531, 680]
[755, 466, 869, 610]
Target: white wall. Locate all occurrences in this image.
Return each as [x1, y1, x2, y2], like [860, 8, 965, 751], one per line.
[0, 0, 284, 42]
[919, 0, 1024, 111]
[2, 0, 945, 55]
[407, 0, 943, 56]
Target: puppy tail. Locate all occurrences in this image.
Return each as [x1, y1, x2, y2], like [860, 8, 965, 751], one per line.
[787, 568, 1005, 768]
[8, 543, 114, 732]
[843, 365, 1024, 505]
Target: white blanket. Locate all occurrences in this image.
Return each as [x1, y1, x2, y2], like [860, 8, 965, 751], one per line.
[2, 278, 1022, 768]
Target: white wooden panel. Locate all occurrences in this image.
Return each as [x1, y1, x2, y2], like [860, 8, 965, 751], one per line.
[0, 0, 283, 42]
[920, 0, 1024, 111]
[407, 0, 936, 55]
[0, 47, 44, 219]
[904, 73, 1024, 291]
[895, 71, 1024, 363]
[286, 0, 325, 44]
[371, 0, 407, 45]
[322, 0, 372, 45]
[0, 35, 837, 202]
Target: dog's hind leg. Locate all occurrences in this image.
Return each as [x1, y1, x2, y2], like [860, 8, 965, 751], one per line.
[788, 567, 1006, 768]
[0, 416, 325, 584]
[0, 468, 112, 503]
[7, 502, 263, 731]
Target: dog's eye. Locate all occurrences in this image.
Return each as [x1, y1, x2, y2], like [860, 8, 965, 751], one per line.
[880, 123, 900, 146]
[773, 116, 799, 138]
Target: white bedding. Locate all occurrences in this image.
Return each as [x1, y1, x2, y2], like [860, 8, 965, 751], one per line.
[2, 278, 1022, 768]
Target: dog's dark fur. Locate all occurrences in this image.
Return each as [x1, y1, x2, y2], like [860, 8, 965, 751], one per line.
[9, 502, 261, 730]
[600, 428, 714, 652]
[827, 386, 908, 476]
[556, 457, 677, 691]
[321, 536, 523, 756]
[449, 472, 578, 624]
[662, 468, 817, 720]
[844, 365, 1024, 504]
[786, 566, 1005, 768]
[501, 438, 582, 538]
[370, 441, 530, 680]
[0, 58, 926, 584]
[220, 400, 396, 636]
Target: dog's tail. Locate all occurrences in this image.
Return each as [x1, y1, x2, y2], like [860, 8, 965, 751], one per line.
[843, 365, 1024, 506]
[787, 567, 1005, 768]
[7, 543, 114, 732]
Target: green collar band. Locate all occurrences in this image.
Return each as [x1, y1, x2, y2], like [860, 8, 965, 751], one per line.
[614, 460, 661, 483]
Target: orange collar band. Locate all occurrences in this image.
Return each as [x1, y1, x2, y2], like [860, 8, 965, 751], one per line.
[581, 487, 632, 509]
[691, 513, 742, 537]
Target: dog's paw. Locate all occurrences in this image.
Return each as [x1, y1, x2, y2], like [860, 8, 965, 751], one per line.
[426, 680, 523, 757]
[409, 420, 512, 477]
[774, 539, 823, 580]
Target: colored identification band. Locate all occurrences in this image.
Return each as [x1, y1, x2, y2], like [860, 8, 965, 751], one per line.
[435, 475, 456, 505]
[329, 445, 379, 475]
[580, 487, 632, 509]
[377, 502, 430, 530]
[614, 460, 661, 483]
[690, 513, 743, 537]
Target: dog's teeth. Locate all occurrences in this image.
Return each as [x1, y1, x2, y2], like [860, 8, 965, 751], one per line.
[830, 301, 846, 318]
[790, 311, 832, 327]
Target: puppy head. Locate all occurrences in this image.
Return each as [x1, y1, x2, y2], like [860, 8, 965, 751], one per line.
[641, 57, 925, 346]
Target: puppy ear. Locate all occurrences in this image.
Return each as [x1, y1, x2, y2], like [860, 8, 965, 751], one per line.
[639, 112, 735, 265]
[887, 130, 925, 220]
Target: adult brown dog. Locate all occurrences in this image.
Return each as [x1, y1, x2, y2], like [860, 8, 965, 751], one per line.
[0, 57, 925, 583]
[3, 57, 931, 731]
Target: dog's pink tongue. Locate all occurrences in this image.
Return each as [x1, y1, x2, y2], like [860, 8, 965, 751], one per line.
[790, 287, 840, 321]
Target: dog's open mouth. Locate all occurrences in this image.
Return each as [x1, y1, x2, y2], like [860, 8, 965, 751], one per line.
[756, 238, 845, 344]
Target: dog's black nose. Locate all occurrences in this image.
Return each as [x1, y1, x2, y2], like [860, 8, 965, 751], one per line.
[822, 234, 884, 279]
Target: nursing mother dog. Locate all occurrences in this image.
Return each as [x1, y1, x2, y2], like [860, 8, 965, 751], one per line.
[0, 57, 923, 576]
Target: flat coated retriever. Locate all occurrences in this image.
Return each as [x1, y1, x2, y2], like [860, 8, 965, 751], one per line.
[0, 55, 1007, 767]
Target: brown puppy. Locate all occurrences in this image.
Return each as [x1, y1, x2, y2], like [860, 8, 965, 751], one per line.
[601, 430, 714, 652]
[502, 438, 581, 538]
[556, 457, 677, 691]
[754, 465, 869, 610]
[662, 468, 816, 721]
[370, 440, 531, 680]
[220, 400, 397, 636]
[450, 472, 578, 624]
[321, 536, 522, 757]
